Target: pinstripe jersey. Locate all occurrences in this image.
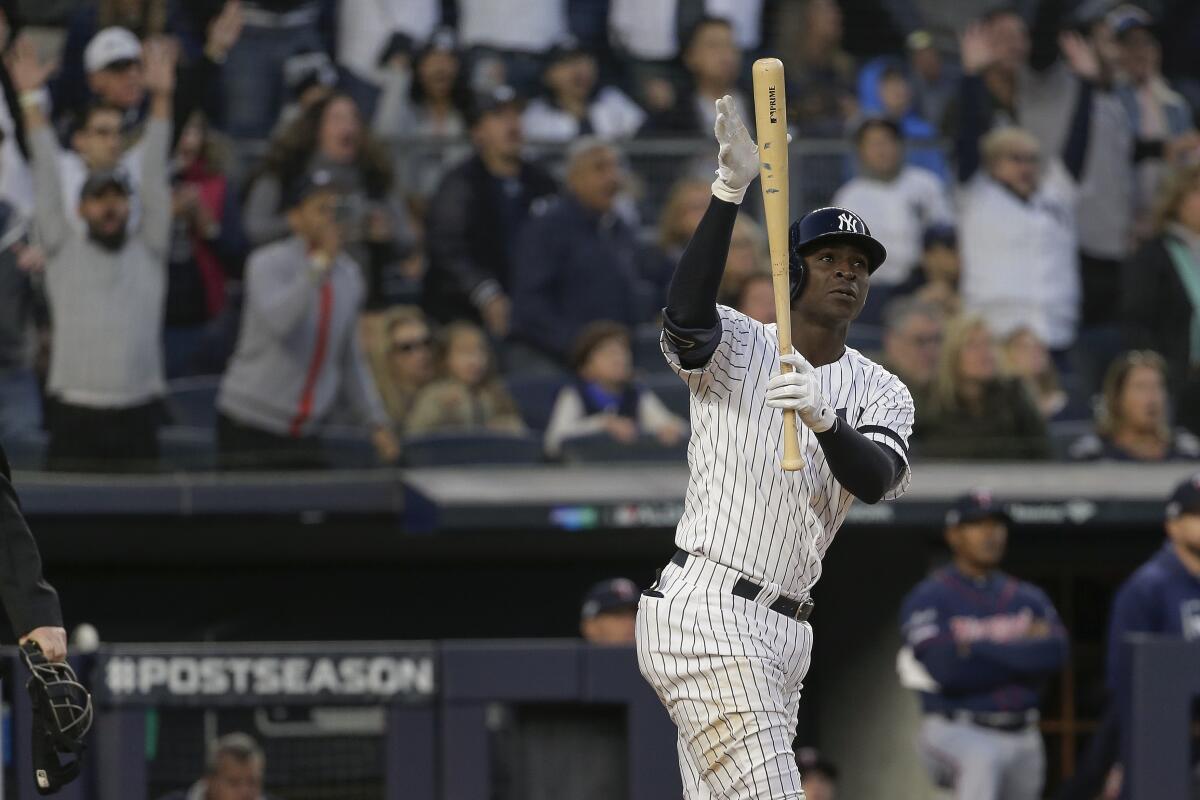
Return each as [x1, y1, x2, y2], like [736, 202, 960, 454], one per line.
[662, 304, 915, 599]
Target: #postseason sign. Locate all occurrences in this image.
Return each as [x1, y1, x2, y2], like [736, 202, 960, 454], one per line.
[94, 644, 437, 707]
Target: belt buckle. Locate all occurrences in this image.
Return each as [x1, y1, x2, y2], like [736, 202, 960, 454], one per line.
[794, 597, 814, 621]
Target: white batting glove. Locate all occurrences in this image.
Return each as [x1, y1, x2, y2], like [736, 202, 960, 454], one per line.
[712, 95, 760, 204]
[765, 353, 836, 433]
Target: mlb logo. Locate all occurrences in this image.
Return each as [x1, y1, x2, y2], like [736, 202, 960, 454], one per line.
[1182, 600, 1200, 641]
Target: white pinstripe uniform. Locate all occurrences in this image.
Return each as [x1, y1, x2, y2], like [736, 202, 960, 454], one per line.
[636, 304, 915, 799]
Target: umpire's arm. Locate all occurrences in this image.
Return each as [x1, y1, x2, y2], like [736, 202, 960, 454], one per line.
[0, 446, 66, 660]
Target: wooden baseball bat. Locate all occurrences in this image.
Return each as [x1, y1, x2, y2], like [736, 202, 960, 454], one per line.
[751, 58, 803, 472]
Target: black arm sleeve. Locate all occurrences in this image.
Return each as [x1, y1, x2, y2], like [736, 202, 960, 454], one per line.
[1028, 0, 1065, 73]
[813, 419, 905, 504]
[1061, 79, 1094, 181]
[0, 448, 63, 637]
[172, 55, 222, 149]
[955, 74, 989, 184]
[662, 195, 738, 369]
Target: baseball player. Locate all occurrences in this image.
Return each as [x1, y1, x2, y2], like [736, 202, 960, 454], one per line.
[898, 491, 1067, 800]
[636, 96, 915, 799]
[1102, 472, 1200, 799]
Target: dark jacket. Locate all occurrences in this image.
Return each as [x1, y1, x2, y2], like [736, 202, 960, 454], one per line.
[900, 565, 1067, 714]
[510, 195, 648, 361]
[0, 445, 63, 638]
[1122, 235, 1200, 435]
[423, 155, 557, 324]
[913, 377, 1051, 460]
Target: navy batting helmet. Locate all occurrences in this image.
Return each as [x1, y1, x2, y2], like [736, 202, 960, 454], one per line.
[788, 207, 887, 300]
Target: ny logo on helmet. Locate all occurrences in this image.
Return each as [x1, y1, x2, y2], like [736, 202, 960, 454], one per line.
[837, 212, 862, 233]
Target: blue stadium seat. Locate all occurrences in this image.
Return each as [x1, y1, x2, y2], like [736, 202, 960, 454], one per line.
[507, 376, 567, 431]
[321, 426, 379, 469]
[159, 425, 217, 471]
[632, 323, 668, 373]
[3, 431, 47, 471]
[1048, 419, 1096, 460]
[166, 376, 221, 429]
[640, 374, 690, 419]
[402, 431, 545, 467]
[559, 433, 688, 463]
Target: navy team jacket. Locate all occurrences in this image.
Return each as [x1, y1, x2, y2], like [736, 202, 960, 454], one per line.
[900, 565, 1068, 715]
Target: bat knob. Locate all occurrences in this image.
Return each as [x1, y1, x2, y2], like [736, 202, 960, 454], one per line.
[781, 458, 805, 472]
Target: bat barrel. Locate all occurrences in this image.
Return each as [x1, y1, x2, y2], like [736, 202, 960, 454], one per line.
[751, 58, 804, 472]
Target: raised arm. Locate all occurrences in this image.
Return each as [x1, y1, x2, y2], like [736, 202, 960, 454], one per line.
[1057, 32, 1098, 182]
[663, 95, 759, 369]
[9, 37, 69, 255]
[137, 38, 177, 259]
[372, 64, 415, 140]
[246, 223, 341, 341]
[955, 24, 994, 184]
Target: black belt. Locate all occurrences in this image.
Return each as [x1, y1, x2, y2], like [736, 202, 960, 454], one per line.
[938, 710, 1037, 733]
[671, 550, 814, 622]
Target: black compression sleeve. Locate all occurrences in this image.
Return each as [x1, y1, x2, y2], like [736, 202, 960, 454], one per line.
[1062, 79, 1094, 181]
[663, 195, 739, 368]
[813, 419, 905, 504]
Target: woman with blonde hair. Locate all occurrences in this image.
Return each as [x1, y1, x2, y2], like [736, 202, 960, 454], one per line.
[366, 307, 436, 431]
[1069, 351, 1199, 461]
[1123, 161, 1200, 435]
[913, 314, 1049, 459]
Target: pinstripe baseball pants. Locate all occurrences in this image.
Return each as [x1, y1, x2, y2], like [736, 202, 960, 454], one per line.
[636, 554, 813, 800]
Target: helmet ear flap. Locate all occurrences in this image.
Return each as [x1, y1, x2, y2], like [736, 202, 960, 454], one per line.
[788, 221, 805, 301]
[790, 262, 805, 301]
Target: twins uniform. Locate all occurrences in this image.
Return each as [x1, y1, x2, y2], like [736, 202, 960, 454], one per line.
[898, 559, 1067, 799]
[636, 303, 915, 798]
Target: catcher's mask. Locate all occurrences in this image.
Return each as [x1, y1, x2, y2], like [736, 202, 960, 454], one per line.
[21, 642, 93, 795]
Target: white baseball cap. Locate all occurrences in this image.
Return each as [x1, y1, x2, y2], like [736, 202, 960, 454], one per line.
[84, 27, 142, 74]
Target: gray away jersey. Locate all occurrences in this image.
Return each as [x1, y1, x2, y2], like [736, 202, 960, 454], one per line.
[663, 304, 915, 598]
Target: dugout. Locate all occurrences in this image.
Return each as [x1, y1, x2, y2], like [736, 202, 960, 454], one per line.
[12, 461, 1196, 798]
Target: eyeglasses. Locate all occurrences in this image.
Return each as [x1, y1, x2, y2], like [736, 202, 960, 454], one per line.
[391, 336, 432, 354]
[904, 333, 943, 348]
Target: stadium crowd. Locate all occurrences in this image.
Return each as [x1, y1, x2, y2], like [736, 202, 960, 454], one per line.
[0, 0, 1195, 470]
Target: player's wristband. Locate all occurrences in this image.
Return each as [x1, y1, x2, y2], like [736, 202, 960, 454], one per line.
[807, 404, 836, 433]
[711, 179, 747, 205]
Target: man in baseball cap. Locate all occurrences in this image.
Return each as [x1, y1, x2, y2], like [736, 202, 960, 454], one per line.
[899, 489, 1066, 799]
[84, 27, 145, 113]
[580, 578, 639, 644]
[1108, 476, 1200, 694]
[422, 82, 556, 332]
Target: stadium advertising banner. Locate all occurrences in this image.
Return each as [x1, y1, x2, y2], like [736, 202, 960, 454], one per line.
[93, 643, 437, 707]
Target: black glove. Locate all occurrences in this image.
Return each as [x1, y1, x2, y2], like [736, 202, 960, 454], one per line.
[21, 641, 92, 795]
